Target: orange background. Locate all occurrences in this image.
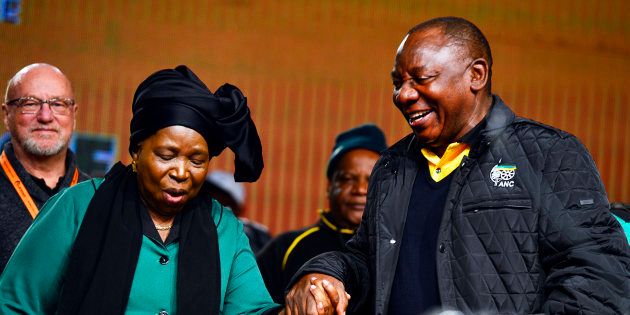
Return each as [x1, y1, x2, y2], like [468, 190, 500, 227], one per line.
[1, 0, 628, 235]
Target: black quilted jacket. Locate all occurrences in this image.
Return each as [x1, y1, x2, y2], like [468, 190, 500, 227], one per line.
[294, 96, 630, 314]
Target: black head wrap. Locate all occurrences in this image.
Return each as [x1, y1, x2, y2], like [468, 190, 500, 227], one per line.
[129, 65, 263, 182]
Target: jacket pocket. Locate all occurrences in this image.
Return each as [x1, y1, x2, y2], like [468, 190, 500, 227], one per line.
[462, 198, 532, 213]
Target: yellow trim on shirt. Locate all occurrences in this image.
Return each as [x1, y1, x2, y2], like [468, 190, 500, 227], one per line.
[282, 226, 320, 270]
[318, 209, 355, 235]
[421, 142, 470, 182]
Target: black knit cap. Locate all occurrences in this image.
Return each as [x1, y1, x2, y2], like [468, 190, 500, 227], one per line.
[326, 124, 387, 179]
[129, 65, 263, 182]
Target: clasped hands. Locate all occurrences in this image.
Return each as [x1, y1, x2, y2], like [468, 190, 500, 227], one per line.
[281, 273, 350, 315]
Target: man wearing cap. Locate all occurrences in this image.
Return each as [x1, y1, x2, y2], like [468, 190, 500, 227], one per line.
[206, 170, 272, 253]
[0, 63, 89, 273]
[256, 124, 386, 304]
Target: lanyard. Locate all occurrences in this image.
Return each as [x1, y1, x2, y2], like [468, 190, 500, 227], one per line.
[0, 151, 79, 219]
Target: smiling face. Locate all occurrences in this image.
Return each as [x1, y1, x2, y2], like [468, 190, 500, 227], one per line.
[3, 65, 76, 157]
[133, 125, 210, 217]
[327, 148, 380, 229]
[391, 28, 488, 155]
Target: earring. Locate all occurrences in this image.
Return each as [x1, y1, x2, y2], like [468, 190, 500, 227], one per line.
[131, 160, 137, 173]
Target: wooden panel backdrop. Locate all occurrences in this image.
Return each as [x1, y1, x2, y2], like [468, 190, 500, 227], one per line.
[0, 0, 628, 234]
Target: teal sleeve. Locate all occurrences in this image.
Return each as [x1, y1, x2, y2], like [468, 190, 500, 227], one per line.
[0, 181, 95, 314]
[612, 214, 630, 244]
[216, 203, 281, 314]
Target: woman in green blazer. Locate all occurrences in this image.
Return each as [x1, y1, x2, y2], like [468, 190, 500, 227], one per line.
[0, 65, 280, 315]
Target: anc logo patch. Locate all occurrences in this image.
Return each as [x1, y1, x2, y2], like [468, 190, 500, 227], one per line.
[490, 163, 517, 187]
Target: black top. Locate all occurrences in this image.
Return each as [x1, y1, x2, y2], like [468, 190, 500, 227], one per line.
[387, 161, 453, 314]
[388, 116, 487, 314]
[256, 211, 354, 304]
[241, 219, 272, 254]
[0, 142, 90, 273]
[30, 174, 65, 195]
[139, 202, 180, 245]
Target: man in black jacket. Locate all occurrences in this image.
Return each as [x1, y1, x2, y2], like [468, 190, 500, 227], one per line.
[285, 17, 630, 315]
[257, 124, 386, 304]
[0, 64, 90, 273]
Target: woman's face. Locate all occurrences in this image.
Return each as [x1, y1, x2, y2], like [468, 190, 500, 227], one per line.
[132, 125, 210, 217]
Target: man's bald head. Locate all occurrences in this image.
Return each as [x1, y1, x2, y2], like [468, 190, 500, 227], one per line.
[3, 63, 76, 158]
[407, 17, 493, 93]
[5, 63, 73, 101]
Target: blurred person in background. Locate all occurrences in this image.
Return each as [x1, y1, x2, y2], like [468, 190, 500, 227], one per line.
[257, 124, 386, 304]
[206, 170, 272, 253]
[0, 63, 89, 273]
[0, 65, 280, 314]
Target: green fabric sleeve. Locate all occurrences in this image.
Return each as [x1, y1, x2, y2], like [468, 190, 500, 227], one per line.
[0, 180, 98, 314]
[215, 202, 280, 314]
[612, 214, 630, 244]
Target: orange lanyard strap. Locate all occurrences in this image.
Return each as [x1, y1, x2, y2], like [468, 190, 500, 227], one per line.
[1, 151, 78, 219]
[70, 167, 79, 186]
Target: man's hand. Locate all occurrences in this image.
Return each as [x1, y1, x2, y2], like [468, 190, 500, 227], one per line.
[284, 273, 350, 315]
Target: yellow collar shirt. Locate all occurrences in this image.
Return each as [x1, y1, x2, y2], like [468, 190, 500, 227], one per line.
[421, 143, 470, 182]
[419, 115, 489, 182]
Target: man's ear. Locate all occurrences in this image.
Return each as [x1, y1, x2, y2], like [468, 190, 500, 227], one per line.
[2, 104, 8, 131]
[469, 58, 489, 93]
[72, 103, 78, 130]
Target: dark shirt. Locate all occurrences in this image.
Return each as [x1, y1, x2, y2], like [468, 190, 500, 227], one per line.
[241, 219, 272, 254]
[30, 174, 65, 196]
[388, 116, 488, 313]
[139, 202, 180, 245]
[257, 211, 354, 304]
[388, 162, 452, 314]
[0, 142, 90, 273]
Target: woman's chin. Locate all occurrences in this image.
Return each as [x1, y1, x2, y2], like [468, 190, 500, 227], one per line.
[152, 194, 189, 215]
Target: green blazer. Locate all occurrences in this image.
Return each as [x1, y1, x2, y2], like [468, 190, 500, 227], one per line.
[0, 179, 279, 314]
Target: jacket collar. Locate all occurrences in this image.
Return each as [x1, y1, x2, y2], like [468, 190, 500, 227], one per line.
[469, 95, 515, 157]
[481, 95, 515, 139]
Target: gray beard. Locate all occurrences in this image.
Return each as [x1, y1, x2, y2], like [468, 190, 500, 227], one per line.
[21, 136, 67, 157]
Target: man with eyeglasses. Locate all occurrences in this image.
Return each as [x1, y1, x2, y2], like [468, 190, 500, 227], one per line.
[0, 63, 89, 273]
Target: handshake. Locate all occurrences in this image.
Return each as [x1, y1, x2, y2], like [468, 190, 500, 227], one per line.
[281, 273, 350, 315]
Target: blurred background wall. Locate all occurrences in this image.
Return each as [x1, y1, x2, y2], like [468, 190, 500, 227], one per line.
[0, 0, 628, 235]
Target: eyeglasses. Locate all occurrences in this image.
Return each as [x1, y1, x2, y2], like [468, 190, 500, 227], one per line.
[4, 96, 75, 115]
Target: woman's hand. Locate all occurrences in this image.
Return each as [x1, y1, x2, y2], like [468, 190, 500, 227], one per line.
[284, 273, 350, 315]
